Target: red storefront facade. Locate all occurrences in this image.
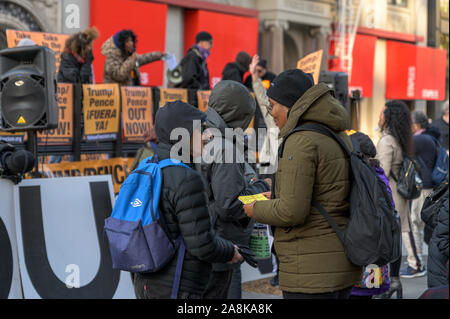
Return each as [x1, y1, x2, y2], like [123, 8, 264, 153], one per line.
[90, 0, 259, 88]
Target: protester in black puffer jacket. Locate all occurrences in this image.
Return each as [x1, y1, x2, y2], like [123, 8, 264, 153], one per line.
[133, 101, 241, 299]
[428, 192, 449, 288]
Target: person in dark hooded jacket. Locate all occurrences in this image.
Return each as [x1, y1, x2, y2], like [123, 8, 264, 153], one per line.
[221, 51, 252, 84]
[175, 31, 212, 90]
[132, 101, 242, 299]
[198, 80, 270, 299]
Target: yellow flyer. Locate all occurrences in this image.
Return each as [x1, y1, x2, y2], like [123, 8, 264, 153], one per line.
[238, 193, 269, 205]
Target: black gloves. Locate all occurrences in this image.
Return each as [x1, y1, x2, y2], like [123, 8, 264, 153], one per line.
[237, 244, 258, 268]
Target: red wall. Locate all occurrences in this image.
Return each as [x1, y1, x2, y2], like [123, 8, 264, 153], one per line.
[90, 0, 167, 86]
[184, 10, 259, 88]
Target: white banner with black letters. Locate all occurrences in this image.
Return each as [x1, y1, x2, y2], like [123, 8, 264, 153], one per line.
[0, 179, 23, 299]
[12, 176, 135, 299]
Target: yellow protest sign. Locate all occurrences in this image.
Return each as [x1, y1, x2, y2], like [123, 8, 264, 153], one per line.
[6, 29, 69, 71]
[41, 158, 134, 194]
[38, 83, 73, 145]
[197, 90, 211, 112]
[238, 193, 269, 205]
[297, 50, 323, 84]
[83, 84, 120, 140]
[159, 88, 188, 107]
[80, 154, 109, 161]
[121, 87, 153, 143]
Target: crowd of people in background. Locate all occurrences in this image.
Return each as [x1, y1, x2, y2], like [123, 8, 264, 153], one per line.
[16, 27, 449, 300]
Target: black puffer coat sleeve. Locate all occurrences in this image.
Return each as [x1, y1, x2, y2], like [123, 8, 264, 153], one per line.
[57, 52, 92, 84]
[171, 167, 235, 263]
[435, 198, 449, 258]
[179, 53, 202, 90]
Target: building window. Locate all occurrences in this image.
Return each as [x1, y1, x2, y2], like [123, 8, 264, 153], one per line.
[388, 0, 408, 7]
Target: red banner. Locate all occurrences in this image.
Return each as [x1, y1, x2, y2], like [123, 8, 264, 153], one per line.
[386, 41, 447, 100]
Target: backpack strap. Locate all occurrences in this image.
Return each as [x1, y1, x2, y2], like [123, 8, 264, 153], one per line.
[171, 236, 185, 299]
[280, 122, 351, 243]
[311, 200, 345, 243]
[279, 122, 352, 159]
[156, 158, 189, 299]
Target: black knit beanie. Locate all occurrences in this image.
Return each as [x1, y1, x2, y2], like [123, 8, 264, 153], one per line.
[267, 69, 314, 108]
[195, 31, 213, 43]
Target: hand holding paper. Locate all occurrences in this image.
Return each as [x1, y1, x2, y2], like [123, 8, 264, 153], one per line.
[162, 53, 178, 71]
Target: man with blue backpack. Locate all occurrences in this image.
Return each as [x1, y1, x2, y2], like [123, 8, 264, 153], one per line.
[105, 101, 243, 299]
[401, 111, 449, 279]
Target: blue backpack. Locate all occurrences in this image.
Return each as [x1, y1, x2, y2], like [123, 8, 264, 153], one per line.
[431, 138, 449, 186]
[104, 156, 189, 298]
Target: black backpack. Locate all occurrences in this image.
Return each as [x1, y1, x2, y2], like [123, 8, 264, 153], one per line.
[421, 180, 449, 245]
[390, 156, 423, 200]
[280, 123, 401, 267]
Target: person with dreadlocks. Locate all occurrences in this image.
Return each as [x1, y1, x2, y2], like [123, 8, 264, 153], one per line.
[375, 100, 414, 299]
[101, 29, 166, 86]
[58, 27, 99, 84]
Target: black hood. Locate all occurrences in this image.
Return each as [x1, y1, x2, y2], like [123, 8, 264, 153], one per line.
[155, 100, 206, 145]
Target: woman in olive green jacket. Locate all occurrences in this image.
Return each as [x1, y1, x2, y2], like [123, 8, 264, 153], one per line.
[244, 69, 361, 298]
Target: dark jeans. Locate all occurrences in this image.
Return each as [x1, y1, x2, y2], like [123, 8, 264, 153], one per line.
[203, 269, 233, 299]
[227, 266, 242, 299]
[133, 273, 202, 299]
[283, 287, 353, 299]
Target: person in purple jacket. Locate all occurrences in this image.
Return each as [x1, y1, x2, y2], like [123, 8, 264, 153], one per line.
[348, 132, 397, 299]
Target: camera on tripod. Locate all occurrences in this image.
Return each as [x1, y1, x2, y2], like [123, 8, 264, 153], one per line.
[0, 142, 35, 184]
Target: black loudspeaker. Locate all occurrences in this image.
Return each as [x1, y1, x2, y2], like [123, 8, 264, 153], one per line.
[319, 71, 349, 112]
[0, 46, 57, 131]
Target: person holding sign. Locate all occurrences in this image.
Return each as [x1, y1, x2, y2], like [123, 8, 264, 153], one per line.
[101, 29, 166, 86]
[57, 27, 99, 84]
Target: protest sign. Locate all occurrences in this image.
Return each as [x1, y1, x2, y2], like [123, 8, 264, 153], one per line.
[41, 157, 133, 194]
[297, 50, 323, 84]
[159, 88, 188, 107]
[197, 90, 211, 112]
[121, 87, 153, 143]
[38, 83, 73, 145]
[83, 84, 120, 141]
[6, 30, 69, 71]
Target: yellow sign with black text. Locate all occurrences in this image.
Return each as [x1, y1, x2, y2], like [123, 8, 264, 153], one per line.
[83, 84, 120, 140]
[159, 88, 188, 107]
[38, 83, 73, 145]
[6, 29, 69, 71]
[297, 50, 323, 84]
[121, 87, 153, 143]
[197, 90, 211, 112]
[41, 158, 134, 194]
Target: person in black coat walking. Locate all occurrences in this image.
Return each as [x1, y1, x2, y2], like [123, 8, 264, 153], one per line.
[175, 31, 212, 90]
[133, 101, 242, 299]
[221, 51, 252, 84]
[57, 27, 99, 84]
